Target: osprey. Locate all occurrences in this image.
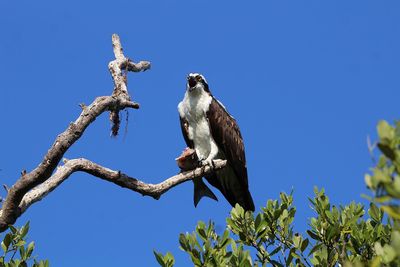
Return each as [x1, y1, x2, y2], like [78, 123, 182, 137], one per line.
[178, 73, 255, 211]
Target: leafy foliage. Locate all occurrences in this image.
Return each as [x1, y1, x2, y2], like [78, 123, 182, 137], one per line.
[362, 120, 400, 266]
[155, 120, 400, 266]
[308, 189, 393, 266]
[155, 192, 310, 267]
[0, 222, 48, 267]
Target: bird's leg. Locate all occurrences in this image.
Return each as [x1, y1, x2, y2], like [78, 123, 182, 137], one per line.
[200, 142, 219, 172]
[198, 157, 206, 176]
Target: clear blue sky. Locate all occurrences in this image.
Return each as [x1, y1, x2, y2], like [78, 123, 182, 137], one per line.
[1, 1, 400, 266]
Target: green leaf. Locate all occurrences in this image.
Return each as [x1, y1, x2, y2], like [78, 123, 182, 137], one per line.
[26, 242, 34, 259]
[164, 252, 175, 267]
[197, 221, 206, 230]
[377, 120, 395, 141]
[269, 246, 281, 256]
[381, 205, 400, 220]
[364, 175, 374, 189]
[15, 240, 26, 247]
[190, 249, 202, 266]
[219, 230, 231, 249]
[19, 222, 29, 239]
[301, 238, 309, 252]
[2, 233, 12, 253]
[153, 250, 166, 267]
[178, 234, 189, 251]
[254, 214, 262, 230]
[196, 228, 207, 241]
[9, 226, 18, 234]
[307, 230, 321, 241]
[368, 203, 382, 222]
[292, 234, 301, 248]
[373, 195, 392, 203]
[308, 243, 324, 256]
[19, 246, 26, 261]
[377, 143, 396, 160]
[286, 248, 294, 265]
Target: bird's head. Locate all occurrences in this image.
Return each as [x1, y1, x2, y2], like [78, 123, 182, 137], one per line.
[186, 73, 210, 93]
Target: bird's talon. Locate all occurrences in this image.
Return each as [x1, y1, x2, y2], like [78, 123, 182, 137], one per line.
[210, 160, 216, 170]
[197, 157, 205, 167]
[200, 165, 206, 176]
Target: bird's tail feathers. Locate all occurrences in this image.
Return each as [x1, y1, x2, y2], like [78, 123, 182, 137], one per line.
[240, 190, 255, 212]
[193, 178, 218, 207]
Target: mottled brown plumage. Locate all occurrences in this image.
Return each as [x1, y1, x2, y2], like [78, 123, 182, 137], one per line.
[203, 99, 254, 211]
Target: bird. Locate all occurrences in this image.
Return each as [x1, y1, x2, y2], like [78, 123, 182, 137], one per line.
[177, 73, 255, 211]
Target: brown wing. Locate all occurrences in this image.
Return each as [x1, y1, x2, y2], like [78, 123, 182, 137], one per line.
[179, 115, 194, 149]
[206, 98, 254, 211]
[207, 98, 248, 187]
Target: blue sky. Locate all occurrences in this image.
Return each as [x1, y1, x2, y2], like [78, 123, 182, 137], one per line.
[1, 1, 400, 266]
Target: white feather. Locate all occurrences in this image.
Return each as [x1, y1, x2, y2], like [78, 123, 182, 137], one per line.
[178, 86, 219, 162]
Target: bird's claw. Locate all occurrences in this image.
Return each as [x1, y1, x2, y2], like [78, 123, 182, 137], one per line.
[200, 159, 215, 170]
[197, 158, 215, 177]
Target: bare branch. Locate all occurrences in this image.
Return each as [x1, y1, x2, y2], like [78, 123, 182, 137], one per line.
[123, 60, 151, 72]
[112, 34, 125, 61]
[108, 33, 150, 136]
[0, 34, 150, 231]
[12, 159, 227, 216]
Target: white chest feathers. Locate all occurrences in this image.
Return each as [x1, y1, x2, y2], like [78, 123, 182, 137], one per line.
[178, 90, 219, 161]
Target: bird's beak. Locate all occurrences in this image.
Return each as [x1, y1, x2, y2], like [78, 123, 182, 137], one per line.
[187, 76, 197, 91]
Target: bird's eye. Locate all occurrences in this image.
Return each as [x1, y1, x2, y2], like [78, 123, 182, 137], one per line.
[196, 76, 202, 81]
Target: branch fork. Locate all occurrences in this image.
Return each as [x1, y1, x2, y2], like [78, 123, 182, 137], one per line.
[0, 34, 211, 232]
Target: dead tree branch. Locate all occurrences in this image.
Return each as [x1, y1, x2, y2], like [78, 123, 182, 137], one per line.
[13, 158, 226, 216]
[0, 34, 179, 231]
[108, 34, 150, 136]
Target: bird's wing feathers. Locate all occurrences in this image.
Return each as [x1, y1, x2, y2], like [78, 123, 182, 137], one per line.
[179, 115, 194, 148]
[205, 97, 254, 211]
[206, 97, 248, 188]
